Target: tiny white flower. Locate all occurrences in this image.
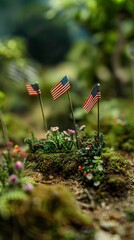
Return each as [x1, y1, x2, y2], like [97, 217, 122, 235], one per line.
[65, 137, 71, 141]
[86, 173, 93, 180]
[97, 165, 103, 171]
[63, 130, 69, 136]
[51, 127, 59, 132]
[94, 181, 100, 186]
[79, 125, 85, 130]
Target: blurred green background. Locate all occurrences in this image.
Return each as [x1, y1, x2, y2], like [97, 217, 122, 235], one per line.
[0, 0, 134, 147]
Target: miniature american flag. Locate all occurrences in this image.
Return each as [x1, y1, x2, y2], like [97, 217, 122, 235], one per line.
[26, 83, 41, 96]
[51, 76, 70, 100]
[83, 84, 101, 112]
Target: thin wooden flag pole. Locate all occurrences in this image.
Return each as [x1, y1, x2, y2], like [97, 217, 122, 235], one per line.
[97, 83, 101, 143]
[38, 93, 48, 132]
[67, 90, 79, 149]
[26, 82, 48, 132]
[130, 59, 134, 108]
[0, 109, 11, 160]
[97, 99, 100, 143]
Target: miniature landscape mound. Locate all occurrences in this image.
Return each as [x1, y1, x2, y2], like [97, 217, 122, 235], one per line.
[0, 126, 134, 240]
[25, 148, 134, 240]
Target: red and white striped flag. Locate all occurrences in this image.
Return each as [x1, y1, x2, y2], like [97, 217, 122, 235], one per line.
[26, 83, 41, 96]
[51, 76, 70, 100]
[83, 84, 101, 112]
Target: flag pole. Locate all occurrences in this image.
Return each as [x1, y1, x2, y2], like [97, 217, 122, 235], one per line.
[66, 90, 79, 149]
[26, 82, 48, 132]
[97, 83, 100, 143]
[38, 93, 48, 132]
[97, 99, 100, 143]
[130, 59, 134, 109]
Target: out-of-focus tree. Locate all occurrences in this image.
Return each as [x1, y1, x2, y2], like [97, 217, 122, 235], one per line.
[0, 0, 134, 99]
[0, 0, 72, 111]
[49, 0, 134, 98]
[0, 0, 72, 65]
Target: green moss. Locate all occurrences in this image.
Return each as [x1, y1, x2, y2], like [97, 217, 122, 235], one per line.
[29, 152, 79, 179]
[107, 175, 126, 190]
[100, 148, 131, 195]
[125, 210, 134, 222]
[26, 147, 132, 199]
[0, 184, 94, 240]
[106, 119, 134, 153]
[102, 148, 130, 175]
[122, 140, 134, 152]
[63, 161, 78, 178]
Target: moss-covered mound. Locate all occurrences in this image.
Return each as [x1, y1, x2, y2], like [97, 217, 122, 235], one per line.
[98, 148, 131, 197]
[0, 184, 94, 240]
[26, 147, 132, 199]
[26, 152, 79, 179]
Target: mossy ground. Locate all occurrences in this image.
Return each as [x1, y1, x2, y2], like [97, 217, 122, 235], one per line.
[25, 148, 132, 198]
[23, 147, 134, 240]
[0, 184, 94, 240]
[26, 152, 79, 180]
[1, 147, 134, 240]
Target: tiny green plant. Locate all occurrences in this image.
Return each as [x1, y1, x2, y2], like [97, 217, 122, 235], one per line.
[0, 142, 34, 194]
[77, 132, 105, 186]
[25, 126, 106, 187]
[24, 127, 76, 153]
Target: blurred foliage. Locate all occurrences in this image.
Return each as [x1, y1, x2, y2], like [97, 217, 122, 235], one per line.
[0, 184, 94, 240]
[0, 91, 5, 108]
[78, 99, 134, 153]
[57, 0, 134, 97]
[99, 147, 131, 197]
[0, 0, 134, 145]
[0, 0, 72, 65]
[0, 113, 30, 145]
[0, 0, 134, 89]
[105, 114, 134, 152]
[0, 38, 25, 60]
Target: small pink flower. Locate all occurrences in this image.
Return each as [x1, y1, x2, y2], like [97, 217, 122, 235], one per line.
[85, 147, 90, 150]
[9, 174, 19, 184]
[24, 183, 33, 192]
[7, 141, 14, 146]
[63, 130, 69, 136]
[14, 161, 24, 171]
[68, 129, 75, 135]
[51, 127, 59, 132]
[65, 137, 71, 141]
[20, 152, 27, 158]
